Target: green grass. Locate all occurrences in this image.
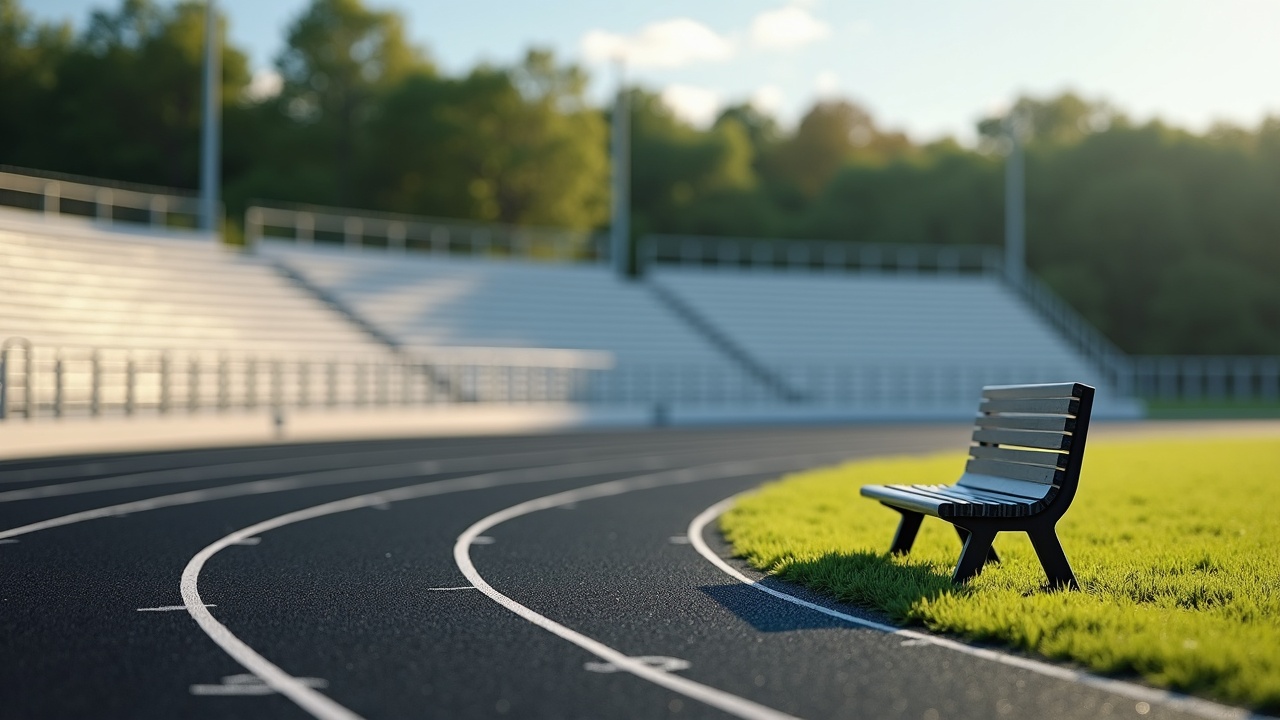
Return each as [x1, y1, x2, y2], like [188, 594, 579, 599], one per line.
[721, 438, 1280, 711]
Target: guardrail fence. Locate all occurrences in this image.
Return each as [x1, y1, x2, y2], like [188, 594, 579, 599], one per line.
[1129, 356, 1280, 403]
[0, 167, 208, 231]
[2, 339, 1118, 419]
[246, 204, 606, 263]
[639, 234, 1002, 275]
[0, 342, 613, 420]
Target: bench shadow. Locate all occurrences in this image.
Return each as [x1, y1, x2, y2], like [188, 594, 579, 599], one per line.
[702, 550, 960, 632]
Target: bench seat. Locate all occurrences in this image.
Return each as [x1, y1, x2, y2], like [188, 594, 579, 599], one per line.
[859, 381, 1094, 588]
[860, 477, 1056, 518]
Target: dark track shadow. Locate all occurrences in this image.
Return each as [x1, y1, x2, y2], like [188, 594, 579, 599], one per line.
[704, 550, 965, 632]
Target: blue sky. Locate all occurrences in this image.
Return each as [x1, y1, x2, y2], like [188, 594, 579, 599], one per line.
[30, 0, 1280, 143]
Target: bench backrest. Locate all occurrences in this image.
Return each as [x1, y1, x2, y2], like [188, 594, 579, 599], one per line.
[956, 382, 1095, 508]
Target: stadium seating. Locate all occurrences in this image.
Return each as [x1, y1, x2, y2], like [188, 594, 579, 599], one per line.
[649, 267, 1113, 403]
[0, 209, 383, 355]
[259, 243, 736, 363]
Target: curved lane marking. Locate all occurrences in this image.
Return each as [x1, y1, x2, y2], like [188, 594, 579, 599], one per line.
[0, 439, 689, 502]
[454, 453, 856, 720]
[180, 455, 681, 720]
[687, 495, 1261, 720]
[0, 443, 711, 541]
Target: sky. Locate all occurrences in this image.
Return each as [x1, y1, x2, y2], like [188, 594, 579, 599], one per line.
[29, 0, 1280, 144]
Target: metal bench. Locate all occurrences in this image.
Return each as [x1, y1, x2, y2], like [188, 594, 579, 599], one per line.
[860, 382, 1094, 589]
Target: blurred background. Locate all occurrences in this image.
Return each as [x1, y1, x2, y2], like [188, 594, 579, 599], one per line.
[1, 0, 1278, 432]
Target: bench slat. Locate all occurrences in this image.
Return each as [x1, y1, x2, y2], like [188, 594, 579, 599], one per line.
[861, 484, 949, 515]
[979, 397, 1080, 415]
[969, 444, 1068, 469]
[908, 485, 1028, 517]
[971, 428, 1072, 450]
[981, 382, 1086, 401]
[973, 414, 1076, 433]
[966, 457, 1063, 485]
[955, 472, 1056, 499]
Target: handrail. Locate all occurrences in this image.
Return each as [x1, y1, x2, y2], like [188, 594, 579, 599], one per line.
[0, 341, 614, 420]
[1008, 270, 1133, 394]
[0, 168, 211, 230]
[246, 203, 608, 263]
[639, 234, 1003, 275]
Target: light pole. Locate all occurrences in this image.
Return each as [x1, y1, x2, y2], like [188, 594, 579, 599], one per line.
[609, 62, 630, 278]
[199, 0, 221, 235]
[1004, 109, 1027, 286]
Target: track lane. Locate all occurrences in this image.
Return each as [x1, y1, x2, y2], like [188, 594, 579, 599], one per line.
[6, 425, 1255, 719]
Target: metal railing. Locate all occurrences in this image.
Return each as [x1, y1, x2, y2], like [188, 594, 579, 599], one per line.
[246, 204, 607, 262]
[1008, 270, 1133, 395]
[639, 234, 1003, 275]
[2, 339, 1117, 418]
[1128, 356, 1280, 403]
[0, 342, 613, 420]
[0, 167, 208, 231]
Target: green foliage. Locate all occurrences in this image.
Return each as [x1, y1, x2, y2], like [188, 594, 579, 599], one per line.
[0, 0, 249, 187]
[721, 438, 1280, 711]
[363, 50, 607, 229]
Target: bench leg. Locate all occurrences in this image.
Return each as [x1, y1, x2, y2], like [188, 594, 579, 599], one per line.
[952, 527, 997, 583]
[1028, 526, 1079, 591]
[955, 526, 999, 565]
[889, 509, 923, 555]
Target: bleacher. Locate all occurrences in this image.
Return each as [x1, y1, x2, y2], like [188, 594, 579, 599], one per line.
[651, 267, 1112, 405]
[0, 210, 382, 355]
[257, 242, 774, 402]
[0, 171, 1139, 418]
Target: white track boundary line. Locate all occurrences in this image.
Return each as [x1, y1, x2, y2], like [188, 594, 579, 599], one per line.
[688, 494, 1264, 720]
[0, 438, 695, 502]
[0, 442, 716, 541]
[454, 453, 855, 720]
[181, 454, 692, 720]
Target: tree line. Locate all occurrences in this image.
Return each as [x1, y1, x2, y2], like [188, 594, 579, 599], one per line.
[2, 0, 1278, 355]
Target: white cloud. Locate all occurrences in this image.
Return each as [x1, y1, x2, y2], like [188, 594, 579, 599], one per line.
[244, 69, 282, 102]
[751, 85, 785, 115]
[661, 84, 723, 127]
[815, 70, 841, 96]
[581, 19, 734, 69]
[750, 5, 831, 50]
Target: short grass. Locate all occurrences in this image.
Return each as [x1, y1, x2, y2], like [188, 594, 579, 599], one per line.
[721, 438, 1280, 711]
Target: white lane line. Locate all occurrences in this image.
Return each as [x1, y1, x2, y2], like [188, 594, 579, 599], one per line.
[0, 538, 19, 544]
[139, 604, 214, 612]
[424, 586, 476, 592]
[585, 656, 691, 673]
[180, 454, 683, 720]
[454, 454, 852, 720]
[470, 536, 496, 545]
[687, 495, 1262, 720]
[191, 673, 328, 696]
[233, 537, 261, 546]
[0, 445, 686, 541]
[0, 437, 717, 501]
[0, 450, 418, 502]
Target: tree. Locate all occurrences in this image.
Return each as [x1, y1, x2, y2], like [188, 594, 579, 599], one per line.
[275, 0, 431, 204]
[0, 0, 71, 168]
[1, 0, 249, 189]
[763, 99, 912, 199]
[364, 50, 608, 229]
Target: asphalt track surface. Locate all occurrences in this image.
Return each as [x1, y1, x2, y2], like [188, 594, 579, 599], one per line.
[0, 427, 1257, 720]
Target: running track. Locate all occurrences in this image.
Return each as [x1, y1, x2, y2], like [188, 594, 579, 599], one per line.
[0, 427, 1256, 719]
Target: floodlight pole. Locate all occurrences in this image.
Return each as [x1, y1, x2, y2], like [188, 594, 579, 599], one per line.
[1004, 111, 1026, 286]
[199, 0, 221, 235]
[609, 63, 631, 278]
